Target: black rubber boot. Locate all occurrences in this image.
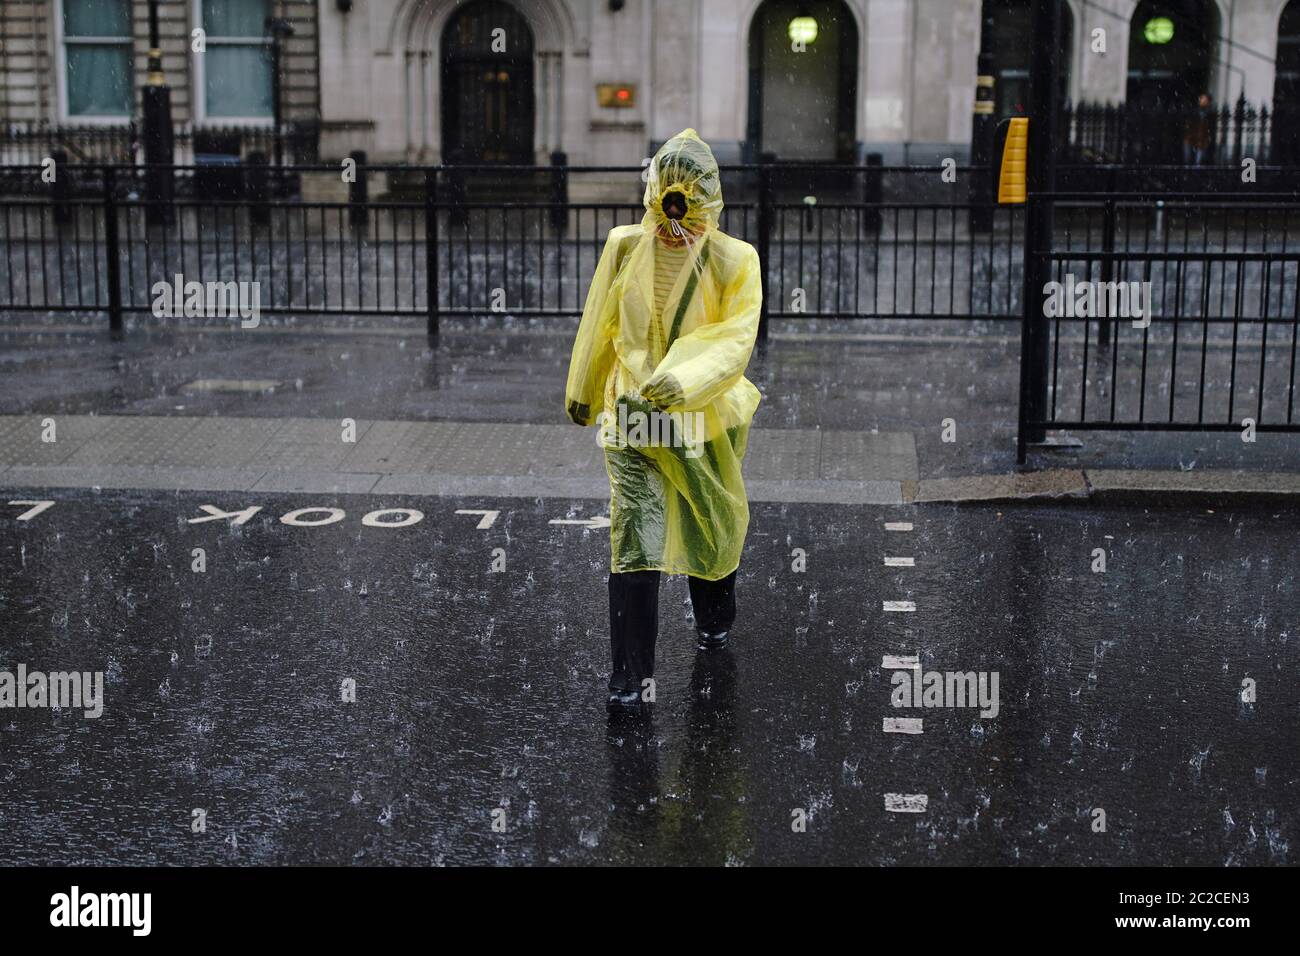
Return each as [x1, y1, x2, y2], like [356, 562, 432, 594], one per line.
[696, 629, 729, 651]
[608, 571, 660, 716]
[606, 685, 645, 717]
[689, 571, 737, 652]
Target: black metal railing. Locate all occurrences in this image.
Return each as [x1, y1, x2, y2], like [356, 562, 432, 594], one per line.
[172, 120, 320, 165]
[1063, 99, 1300, 166]
[5, 162, 1299, 460]
[0, 121, 139, 166]
[1018, 193, 1300, 460]
[0, 162, 1027, 336]
[1, 121, 319, 183]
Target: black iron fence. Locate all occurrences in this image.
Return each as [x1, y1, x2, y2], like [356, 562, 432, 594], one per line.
[0, 121, 139, 166]
[1063, 100, 1300, 166]
[0, 162, 1026, 333]
[0, 121, 320, 183]
[4, 162, 1299, 456]
[1018, 193, 1300, 460]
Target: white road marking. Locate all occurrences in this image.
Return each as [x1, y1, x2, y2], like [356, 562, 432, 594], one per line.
[549, 516, 611, 530]
[880, 516, 924, 815]
[883, 717, 924, 734]
[882, 655, 920, 670]
[455, 509, 500, 530]
[884, 793, 929, 813]
[280, 507, 346, 527]
[8, 500, 56, 522]
[187, 505, 263, 526]
[360, 508, 424, 528]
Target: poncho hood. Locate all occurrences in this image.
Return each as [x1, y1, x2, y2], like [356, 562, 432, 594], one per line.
[642, 128, 724, 240]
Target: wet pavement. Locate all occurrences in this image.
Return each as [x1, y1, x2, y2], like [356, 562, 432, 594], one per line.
[4, 316, 1299, 479]
[1, 487, 1295, 865]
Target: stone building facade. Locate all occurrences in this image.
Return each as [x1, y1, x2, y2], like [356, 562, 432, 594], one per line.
[319, 0, 1299, 163]
[1, 0, 1296, 164]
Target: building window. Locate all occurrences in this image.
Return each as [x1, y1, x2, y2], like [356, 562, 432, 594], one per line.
[201, 0, 272, 119]
[62, 0, 133, 117]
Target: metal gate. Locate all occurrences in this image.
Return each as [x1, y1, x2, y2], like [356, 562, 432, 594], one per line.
[1018, 192, 1300, 461]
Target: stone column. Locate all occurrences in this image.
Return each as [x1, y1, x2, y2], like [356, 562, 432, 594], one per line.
[1075, 0, 1133, 104]
[1221, 0, 1281, 105]
[863, 0, 909, 150]
[650, 0, 697, 141]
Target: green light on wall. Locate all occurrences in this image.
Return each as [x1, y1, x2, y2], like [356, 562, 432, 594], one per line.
[788, 16, 818, 46]
[1144, 16, 1175, 44]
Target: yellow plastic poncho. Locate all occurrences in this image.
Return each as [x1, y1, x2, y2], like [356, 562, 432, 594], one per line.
[565, 129, 762, 580]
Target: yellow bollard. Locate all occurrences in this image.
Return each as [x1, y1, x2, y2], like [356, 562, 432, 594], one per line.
[997, 117, 1029, 204]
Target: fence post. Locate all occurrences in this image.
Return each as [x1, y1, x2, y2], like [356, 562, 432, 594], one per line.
[425, 168, 440, 340]
[756, 159, 772, 341]
[970, 33, 996, 232]
[1018, 0, 1064, 458]
[1017, 197, 1038, 466]
[863, 152, 883, 233]
[349, 150, 368, 231]
[51, 149, 71, 227]
[103, 167, 123, 334]
[549, 150, 568, 234]
[1098, 187, 1116, 347]
[1232, 97, 1246, 166]
[247, 152, 270, 226]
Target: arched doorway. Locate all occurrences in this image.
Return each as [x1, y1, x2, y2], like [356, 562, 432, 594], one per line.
[440, 0, 536, 164]
[1274, 1, 1300, 163]
[980, 0, 1074, 120]
[1126, 0, 1219, 109]
[1125, 0, 1219, 163]
[745, 0, 858, 163]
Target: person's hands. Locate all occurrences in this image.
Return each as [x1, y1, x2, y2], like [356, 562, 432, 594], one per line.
[640, 373, 684, 409]
[567, 400, 591, 426]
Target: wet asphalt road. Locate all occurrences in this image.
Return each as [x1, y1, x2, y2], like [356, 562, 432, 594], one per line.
[1, 488, 1295, 865]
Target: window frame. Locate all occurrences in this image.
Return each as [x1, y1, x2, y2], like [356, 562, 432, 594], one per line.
[54, 0, 136, 124]
[191, 0, 276, 126]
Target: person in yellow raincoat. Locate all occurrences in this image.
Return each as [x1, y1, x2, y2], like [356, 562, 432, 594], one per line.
[565, 128, 763, 716]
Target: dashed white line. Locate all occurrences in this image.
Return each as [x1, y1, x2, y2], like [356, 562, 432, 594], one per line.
[884, 793, 929, 813]
[881, 655, 920, 670]
[881, 522, 924, 809]
[883, 717, 924, 734]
